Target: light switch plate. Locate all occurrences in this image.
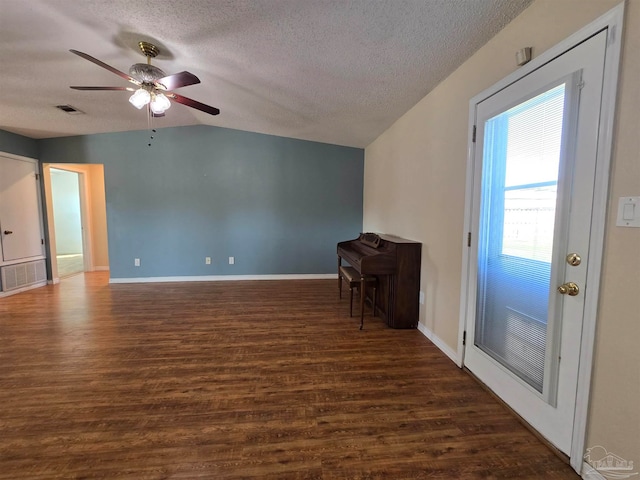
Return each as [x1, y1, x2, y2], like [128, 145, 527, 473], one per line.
[616, 196, 640, 227]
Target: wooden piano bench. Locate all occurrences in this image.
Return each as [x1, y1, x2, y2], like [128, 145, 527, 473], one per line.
[338, 265, 377, 330]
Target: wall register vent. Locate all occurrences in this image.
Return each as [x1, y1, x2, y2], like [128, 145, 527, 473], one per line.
[1, 260, 47, 292]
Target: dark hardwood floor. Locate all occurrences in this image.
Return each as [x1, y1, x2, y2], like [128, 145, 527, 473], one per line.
[0, 272, 579, 479]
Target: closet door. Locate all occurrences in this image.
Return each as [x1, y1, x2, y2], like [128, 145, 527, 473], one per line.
[0, 155, 45, 262]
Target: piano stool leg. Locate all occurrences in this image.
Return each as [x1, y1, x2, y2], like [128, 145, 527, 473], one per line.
[349, 286, 354, 317]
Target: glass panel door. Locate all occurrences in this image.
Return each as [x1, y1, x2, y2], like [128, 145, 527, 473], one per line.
[462, 28, 610, 457]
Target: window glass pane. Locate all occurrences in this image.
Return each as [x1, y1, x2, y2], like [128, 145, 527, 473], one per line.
[475, 83, 566, 392]
[504, 84, 565, 187]
[503, 185, 557, 262]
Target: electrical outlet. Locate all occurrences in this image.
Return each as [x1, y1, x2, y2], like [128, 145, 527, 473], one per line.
[134, 258, 140, 267]
[205, 257, 211, 265]
[419, 291, 425, 305]
[228, 256, 235, 265]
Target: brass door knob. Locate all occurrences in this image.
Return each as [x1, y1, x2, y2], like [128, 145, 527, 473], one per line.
[566, 253, 581, 266]
[558, 282, 579, 296]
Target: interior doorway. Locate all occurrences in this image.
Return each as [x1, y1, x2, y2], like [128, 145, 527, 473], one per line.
[43, 164, 109, 282]
[50, 168, 84, 277]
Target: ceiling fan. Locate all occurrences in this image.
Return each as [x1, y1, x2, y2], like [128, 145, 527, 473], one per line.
[70, 41, 219, 117]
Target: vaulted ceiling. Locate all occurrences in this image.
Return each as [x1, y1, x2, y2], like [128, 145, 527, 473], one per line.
[0, 0, 532, 148]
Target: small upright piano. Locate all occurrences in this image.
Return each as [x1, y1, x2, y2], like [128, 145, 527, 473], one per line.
[337, 233, 421, 329]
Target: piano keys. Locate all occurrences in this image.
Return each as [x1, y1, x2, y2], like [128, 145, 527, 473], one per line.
[337, 233, 421, 329]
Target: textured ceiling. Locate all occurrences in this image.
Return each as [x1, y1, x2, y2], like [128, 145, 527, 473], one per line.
[0, 0, 532, 148]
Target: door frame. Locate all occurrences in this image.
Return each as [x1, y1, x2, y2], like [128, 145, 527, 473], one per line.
[456, 2, 624, 473]
[43, 164, 93, 282]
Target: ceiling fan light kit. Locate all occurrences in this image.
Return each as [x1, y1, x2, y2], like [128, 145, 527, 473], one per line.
[128, 88, 151, 109]
[69, 41, 219, 118]
[150, 92, 171, 114]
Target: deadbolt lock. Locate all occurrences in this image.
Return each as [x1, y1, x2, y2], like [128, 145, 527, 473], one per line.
[558, 282, 580, 296]
[566, 253, 581, 266]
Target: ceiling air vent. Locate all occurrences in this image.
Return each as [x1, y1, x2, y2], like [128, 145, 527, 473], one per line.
[55, 104, 84, 115]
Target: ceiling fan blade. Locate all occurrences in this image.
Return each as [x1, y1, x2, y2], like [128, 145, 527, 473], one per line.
[70, 86, 135, 91]
[167, 93, 220, 116]
[156, 71, 200, 90]
[69, 49, 141, 86]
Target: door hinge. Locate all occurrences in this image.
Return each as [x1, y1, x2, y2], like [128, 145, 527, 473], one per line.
[35, 173, 40, 180]
[467, 232, 472, 247]
[472, 125, 477, 143]
[463, 331, 467, 346]
[41, 238, 45, 245]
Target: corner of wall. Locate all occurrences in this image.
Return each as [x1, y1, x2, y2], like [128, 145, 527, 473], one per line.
[416, 321, 459, 365]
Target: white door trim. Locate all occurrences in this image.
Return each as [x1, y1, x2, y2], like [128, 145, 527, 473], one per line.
[76, 169, 93, 272]
[457, 2, 625, 473]
[44, 164, 95, 277]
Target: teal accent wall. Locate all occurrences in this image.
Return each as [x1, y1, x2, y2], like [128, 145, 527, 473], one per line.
[0, 130, 38, 159]
[39, 125, 364, 279]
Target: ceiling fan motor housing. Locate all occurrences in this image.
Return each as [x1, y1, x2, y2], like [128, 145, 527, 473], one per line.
[129, 64, 166, 84]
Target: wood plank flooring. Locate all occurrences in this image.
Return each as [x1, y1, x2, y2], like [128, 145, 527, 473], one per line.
[0, 272, 580, 479]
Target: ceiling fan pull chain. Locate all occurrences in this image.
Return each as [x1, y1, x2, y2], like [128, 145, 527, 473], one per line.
[147, 105, 153, 147]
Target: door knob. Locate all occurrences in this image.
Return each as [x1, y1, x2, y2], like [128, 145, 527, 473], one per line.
[558, 282, 579, 296]
[3, 230, 13, 235]
[566, 253, 581, 266]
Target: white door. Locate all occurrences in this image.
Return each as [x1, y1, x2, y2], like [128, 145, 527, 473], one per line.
[463, 30, 607, 454]
[0, 155, 45, 262]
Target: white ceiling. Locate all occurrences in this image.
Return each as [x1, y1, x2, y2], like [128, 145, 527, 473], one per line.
[0, 0, 532, 148]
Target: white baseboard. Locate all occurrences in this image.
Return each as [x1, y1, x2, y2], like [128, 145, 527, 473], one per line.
[0, 281, 47, 298]
[417, 322, 459, 365]
[581, 462, 606, 480]
[109, 273, 336, 284]
[48, 278, 60, 285]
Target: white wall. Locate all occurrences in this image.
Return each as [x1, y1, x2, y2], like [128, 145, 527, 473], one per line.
[69, 164, 109, 269]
